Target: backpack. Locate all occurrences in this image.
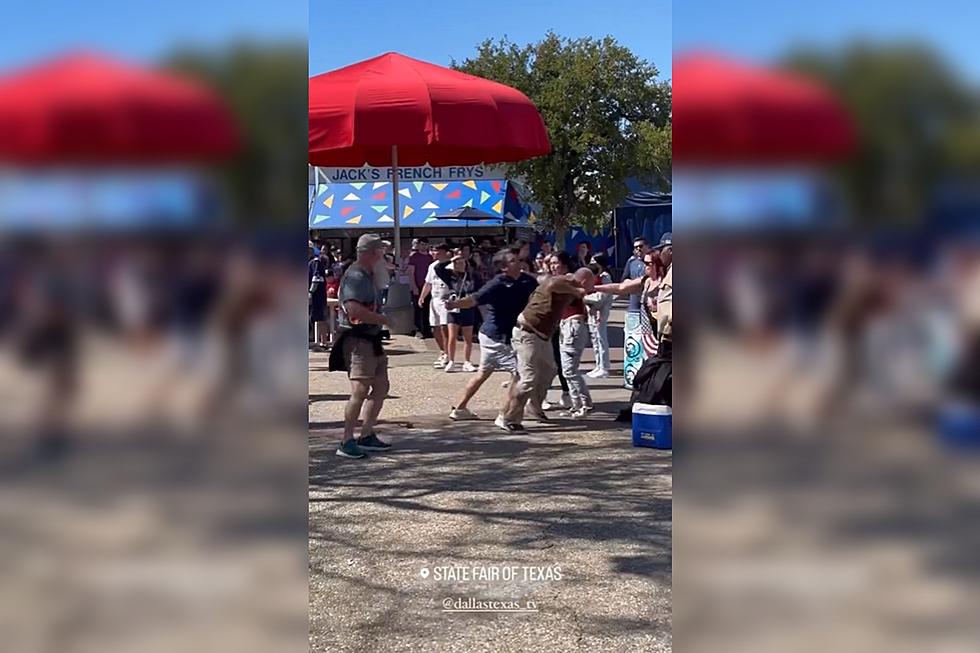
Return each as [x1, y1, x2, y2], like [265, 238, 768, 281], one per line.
[630, 342, 672, 407]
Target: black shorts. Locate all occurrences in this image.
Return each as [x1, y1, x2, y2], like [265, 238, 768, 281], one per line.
[448, 308, 475, 327]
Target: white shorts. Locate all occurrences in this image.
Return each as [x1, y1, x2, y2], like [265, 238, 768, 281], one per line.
[478, 332, 517, 373]
[429, 298, 450, 326]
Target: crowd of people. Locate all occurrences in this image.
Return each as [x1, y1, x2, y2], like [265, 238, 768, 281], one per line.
[325, 231, 674, 460]
[2, 238, 305, 458]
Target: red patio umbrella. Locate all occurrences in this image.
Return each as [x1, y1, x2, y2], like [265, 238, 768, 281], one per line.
[309, 52, 550, 257]
[673, 53, 855, 165]
[0, 52, 238, 164]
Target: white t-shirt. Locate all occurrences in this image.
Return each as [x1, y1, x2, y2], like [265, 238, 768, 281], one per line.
[426, 260, 450, 300]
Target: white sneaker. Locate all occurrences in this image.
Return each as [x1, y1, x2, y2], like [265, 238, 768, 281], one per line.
[560, 407, 589, 419]
[541, 400, 554, 411]
[433, 354, 448, 368]
[587, 368, 609, 379]
[450, 406, 477, 420]
[494, 414, 525, 432]
[559, 393, 572, 409]
[444, 361, 457, 372]
[462, 361, 479, 372]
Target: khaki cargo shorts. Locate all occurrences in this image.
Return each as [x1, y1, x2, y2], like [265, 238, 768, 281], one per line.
[341, 336, 389, 382]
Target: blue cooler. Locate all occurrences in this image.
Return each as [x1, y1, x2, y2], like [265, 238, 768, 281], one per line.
[938, 402, 980, 450]
[632, 403, 671, 449]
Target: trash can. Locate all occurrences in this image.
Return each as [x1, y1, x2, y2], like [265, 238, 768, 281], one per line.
[632, 403, 671, 450]
[382, 280, 414, 335]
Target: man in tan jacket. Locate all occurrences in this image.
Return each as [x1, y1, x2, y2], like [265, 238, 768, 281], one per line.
[653, 239, 672, 345]
[503, 268, 594, 430]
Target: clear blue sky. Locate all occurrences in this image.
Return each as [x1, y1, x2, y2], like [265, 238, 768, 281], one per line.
[310, 0, 672, 79]
[674, 0, 980, 82]
[0, 0, 306, 72]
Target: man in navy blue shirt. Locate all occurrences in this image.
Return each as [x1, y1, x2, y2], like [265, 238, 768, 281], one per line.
[444, 248, 537, 426]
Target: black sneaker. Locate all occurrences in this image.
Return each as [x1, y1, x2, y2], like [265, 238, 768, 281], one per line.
[336, 440, 368, 459]
[356, 433, 392, 451]
[525, 409, 553, 423]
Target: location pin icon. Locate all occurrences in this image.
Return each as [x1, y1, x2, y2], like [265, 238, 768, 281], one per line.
[420, 567, 430, 579]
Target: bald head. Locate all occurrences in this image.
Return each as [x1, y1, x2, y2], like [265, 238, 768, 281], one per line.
[572, 267, 595, 293]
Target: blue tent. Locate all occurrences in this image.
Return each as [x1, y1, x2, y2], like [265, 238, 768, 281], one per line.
[613, 191, 672, 268]
[309, 178, 532, 229]
[531, 191, 671, 270]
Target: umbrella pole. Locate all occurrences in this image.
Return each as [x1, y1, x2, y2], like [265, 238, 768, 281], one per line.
[392, 145, 401, 261]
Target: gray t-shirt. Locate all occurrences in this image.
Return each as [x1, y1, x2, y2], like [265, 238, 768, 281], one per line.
[338, 262, 381, 335]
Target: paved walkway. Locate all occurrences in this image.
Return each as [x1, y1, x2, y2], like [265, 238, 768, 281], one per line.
[309, 313, 672, 652]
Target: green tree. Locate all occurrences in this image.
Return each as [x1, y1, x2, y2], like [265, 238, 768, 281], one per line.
[454, 33, 670, 240]
[166, 42, 308, 226]
[784, 43, 980, 225]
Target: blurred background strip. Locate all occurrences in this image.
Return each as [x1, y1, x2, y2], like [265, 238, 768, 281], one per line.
[0, 3, 309, 653]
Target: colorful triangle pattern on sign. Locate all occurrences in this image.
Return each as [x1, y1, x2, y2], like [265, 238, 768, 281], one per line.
[309, 180, 532, 229]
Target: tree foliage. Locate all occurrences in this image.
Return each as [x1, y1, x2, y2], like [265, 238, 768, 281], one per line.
[784, 43, 980, 225]
[166, 42, 308, 225]
[454, 33, 670, 235]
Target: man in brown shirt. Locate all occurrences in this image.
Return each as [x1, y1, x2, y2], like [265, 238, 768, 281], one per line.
[503, 268, 594, 429]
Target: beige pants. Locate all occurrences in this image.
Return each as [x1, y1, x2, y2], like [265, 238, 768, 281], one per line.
[506, 326, 556, 424]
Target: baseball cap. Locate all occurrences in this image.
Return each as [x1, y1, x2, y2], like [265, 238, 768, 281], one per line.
[356, 233, 385, 252]
[653, 232, 672, 250]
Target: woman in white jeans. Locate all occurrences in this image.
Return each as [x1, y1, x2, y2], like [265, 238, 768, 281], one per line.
[584, 255, 614, 378]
